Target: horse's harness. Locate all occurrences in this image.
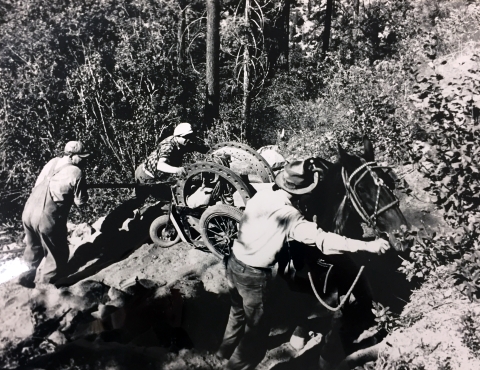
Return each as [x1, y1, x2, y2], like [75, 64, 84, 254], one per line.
[341, 161, 399, 231]
[309, 160, 400, 312]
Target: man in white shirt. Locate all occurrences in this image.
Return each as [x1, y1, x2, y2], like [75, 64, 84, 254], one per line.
[216, 159, 389, 370]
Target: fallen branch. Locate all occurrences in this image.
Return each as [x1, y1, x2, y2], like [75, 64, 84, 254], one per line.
[0, 247, 25, 254]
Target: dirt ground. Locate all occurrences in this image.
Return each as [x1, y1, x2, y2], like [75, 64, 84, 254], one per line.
[0, 166, 479, 370]
[0, 224, 329, 370]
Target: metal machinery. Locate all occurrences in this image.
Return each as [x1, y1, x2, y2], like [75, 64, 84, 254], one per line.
[149, 142, 276, 259]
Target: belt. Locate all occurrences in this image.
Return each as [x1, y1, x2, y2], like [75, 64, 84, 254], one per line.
[230, 252, 273, 273]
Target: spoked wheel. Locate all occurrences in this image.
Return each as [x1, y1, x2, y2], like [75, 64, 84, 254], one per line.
[199, 204, 243, 259]
[149, 215, 180, 247]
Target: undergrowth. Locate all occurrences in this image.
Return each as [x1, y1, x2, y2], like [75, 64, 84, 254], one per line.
[459, 311, 480, 357]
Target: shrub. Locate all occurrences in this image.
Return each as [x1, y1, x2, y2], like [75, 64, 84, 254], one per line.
[459, 310, 480, 356]
[0, 0, 203, 223]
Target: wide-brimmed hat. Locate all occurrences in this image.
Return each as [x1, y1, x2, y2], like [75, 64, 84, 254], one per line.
[174, 122, 194, 137]
[275, 160, 318, 194]
[64, 141, 90, 158]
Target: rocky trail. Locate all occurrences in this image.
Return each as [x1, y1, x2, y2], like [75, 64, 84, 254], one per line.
[0, 166, 479, 370]
[0, 201, 329, 370]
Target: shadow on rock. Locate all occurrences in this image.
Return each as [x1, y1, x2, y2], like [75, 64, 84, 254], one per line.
[55, 202, 165, 287]
[13, 278, 230, 370]
[179, 279, 231, 352]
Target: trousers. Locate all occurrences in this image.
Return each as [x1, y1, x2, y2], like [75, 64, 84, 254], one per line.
[133, 164, 172, 203]
[22, 159, 71, 284]
[217, 253, 274, 370]
[22, 217, 69, 284]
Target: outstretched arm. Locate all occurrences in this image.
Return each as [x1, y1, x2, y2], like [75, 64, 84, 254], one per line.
[156, 158, 187, 176]
[315, 232, 390, 255]
[289, 219, 390, 255]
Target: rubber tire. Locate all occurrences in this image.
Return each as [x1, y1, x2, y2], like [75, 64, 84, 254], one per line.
[149, 215, 180, 248]
[200, 204, 243, 259]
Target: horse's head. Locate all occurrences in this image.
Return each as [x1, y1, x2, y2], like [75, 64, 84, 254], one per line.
[338, 137, 411, 251]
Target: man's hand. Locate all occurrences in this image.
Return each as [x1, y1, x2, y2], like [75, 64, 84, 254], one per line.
[175, 167, 187, 176]
[365, 239, 390, 255]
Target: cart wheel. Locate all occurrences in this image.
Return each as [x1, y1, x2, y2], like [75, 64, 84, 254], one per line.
[208, 141, 276, 183]
[149, 215, 180, 247]
[200, 204, 243, 259]
[175, 161, 255, 208]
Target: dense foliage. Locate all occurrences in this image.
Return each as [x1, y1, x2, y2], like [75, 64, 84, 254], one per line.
[0, 0, 203, 220]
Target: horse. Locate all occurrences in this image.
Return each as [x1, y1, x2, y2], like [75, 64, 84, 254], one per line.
[284, 137, 413, 369]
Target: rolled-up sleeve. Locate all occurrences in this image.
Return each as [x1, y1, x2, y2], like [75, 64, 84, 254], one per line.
[289, 218, 358, 255]
[289, 220, 319, 245]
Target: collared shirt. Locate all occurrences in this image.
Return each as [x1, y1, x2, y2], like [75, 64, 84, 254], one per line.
[232, 187, 348, 268]
[143, 135, 209, 178]
[35, 157, 88, 207]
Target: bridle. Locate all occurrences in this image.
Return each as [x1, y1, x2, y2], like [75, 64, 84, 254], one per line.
[310, 160, 401, 312]
[341, 160, 399, 231]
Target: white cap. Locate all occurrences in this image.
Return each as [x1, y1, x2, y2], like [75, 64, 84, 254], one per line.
[173, 122, 194, 137]
[64, 141, 90, 157]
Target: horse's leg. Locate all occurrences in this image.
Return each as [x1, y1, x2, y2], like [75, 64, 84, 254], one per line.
[317, 265, 377, 369]
[338, 341, 387, 369]
[318, 309, 349, 370]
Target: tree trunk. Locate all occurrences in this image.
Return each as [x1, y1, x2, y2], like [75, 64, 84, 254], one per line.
[241, 0, 251, 141]
[289, 7, 298, 70]
[322, 0, 334, 55]
[177, 0, 187, 70]
[354, 0, 360, 16]
[205, 0, 220, 130]
[283, 0, 291, 72]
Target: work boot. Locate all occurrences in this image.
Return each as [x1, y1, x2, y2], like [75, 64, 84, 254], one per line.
[16, 269, 36, 289]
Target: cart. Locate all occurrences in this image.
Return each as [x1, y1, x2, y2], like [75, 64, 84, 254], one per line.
[148, 142, 276, 259]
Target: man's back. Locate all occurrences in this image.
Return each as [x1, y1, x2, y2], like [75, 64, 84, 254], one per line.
[35, 157, 88, 208]
[233, 187, 303, 268]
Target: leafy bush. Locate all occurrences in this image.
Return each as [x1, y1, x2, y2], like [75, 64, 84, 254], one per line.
[0, 0, 204, 223]
[397, 228, 465, 282]
[450, 241, 480, 302]
[372, 301, 399, 334]
[459, 310, 480, 356]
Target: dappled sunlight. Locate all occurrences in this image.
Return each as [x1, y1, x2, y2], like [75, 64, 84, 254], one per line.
[0, 258, 29, 284]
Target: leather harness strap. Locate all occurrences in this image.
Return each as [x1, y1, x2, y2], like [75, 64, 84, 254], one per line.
[341, 161, 399, 231]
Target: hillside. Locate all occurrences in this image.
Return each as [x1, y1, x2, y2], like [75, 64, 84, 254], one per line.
[1, 0, 480, 369]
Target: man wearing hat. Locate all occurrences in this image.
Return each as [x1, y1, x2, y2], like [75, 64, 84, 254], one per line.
[216, 159, 390, 370]
[134, 122, 210, 203]
[19, 141, 90, 286]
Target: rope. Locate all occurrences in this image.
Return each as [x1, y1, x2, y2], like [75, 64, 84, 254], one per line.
[323, 264, 333, 294]
[308, 266, 365, 312]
